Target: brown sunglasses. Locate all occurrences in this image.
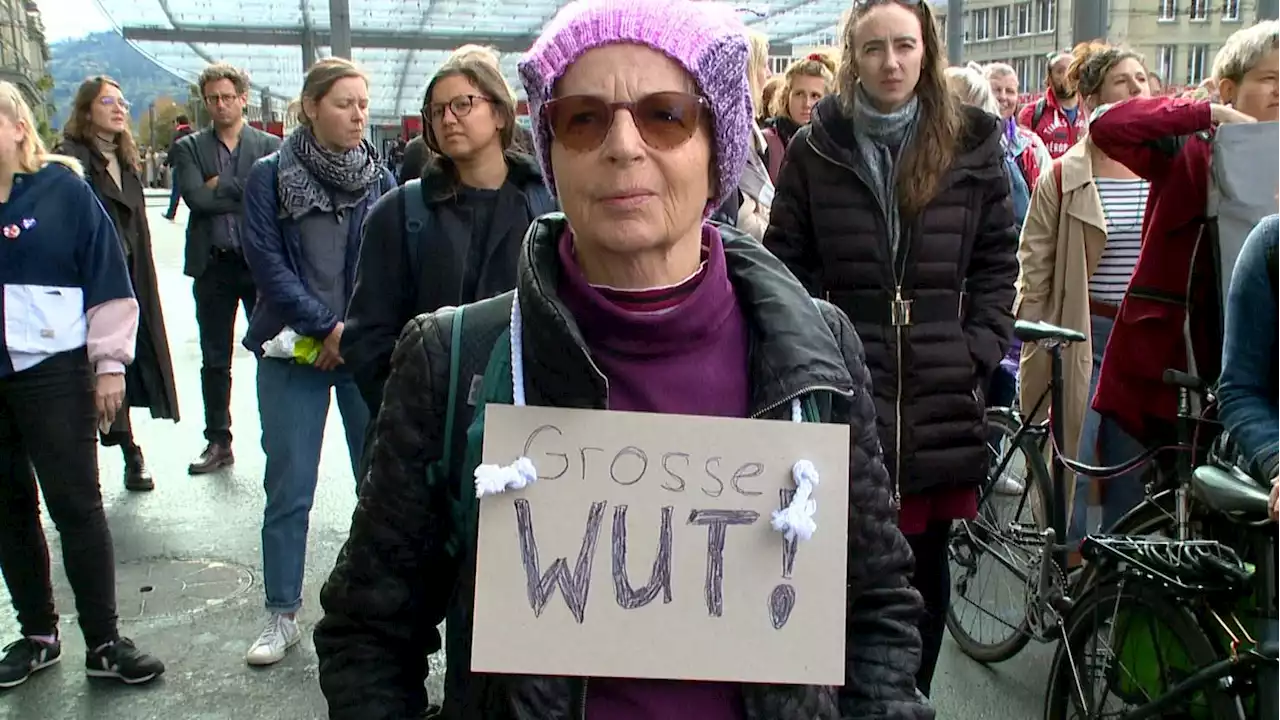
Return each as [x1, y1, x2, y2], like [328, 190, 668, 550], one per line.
[542, 92, 709, 152]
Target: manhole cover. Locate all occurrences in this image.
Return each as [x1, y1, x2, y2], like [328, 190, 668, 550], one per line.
[116, 559, 254, 619]
[34, 559, 255, 620]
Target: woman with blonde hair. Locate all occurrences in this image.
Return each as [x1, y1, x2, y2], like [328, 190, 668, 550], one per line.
[240, 57, 395, 666]
[345, 46, 556, 418]
[0, 81, 165, 688]
[736, 29, 776, 240]
[57, 75, 180, 493]
[761, 51, 836, 181]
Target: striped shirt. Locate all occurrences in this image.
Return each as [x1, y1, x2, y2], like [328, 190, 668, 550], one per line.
[1089, 177, 1151, 305]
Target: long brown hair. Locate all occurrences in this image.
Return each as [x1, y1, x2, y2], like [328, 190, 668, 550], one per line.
[837, 0, 962, 215]
[64, 76, 140, 171]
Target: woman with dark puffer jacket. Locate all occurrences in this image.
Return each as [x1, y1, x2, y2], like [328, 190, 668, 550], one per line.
[312, 0, 931, 718]
[763, 0, 1018, 697]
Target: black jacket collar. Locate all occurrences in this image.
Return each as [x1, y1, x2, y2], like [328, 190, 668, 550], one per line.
[420, 150, 545, 204]
[514, 214, 854, 417]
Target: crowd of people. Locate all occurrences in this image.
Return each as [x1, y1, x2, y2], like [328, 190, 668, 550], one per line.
[0, 0, 1276, 716]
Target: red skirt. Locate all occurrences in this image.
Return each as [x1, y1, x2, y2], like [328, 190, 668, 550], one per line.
[898, 486, 978, 536]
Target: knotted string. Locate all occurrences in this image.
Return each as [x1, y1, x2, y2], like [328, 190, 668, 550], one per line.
[473, 290, 538, 497]
[475, 290, 823, 543]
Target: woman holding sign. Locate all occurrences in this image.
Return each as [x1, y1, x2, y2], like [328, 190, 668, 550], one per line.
[313, 0, 930, 718]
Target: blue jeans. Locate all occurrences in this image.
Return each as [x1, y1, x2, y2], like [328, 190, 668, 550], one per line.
[1069, 313, 1147, 541]
[257, 358, 368, 614]
[165, 182, 180, 216]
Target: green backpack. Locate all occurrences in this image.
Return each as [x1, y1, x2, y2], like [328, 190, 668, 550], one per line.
[424, 292, 515, 701]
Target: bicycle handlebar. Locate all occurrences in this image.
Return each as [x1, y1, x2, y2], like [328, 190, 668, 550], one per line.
[1163, 368, 1209, 394]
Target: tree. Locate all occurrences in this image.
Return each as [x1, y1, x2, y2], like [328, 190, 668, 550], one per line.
[134, 95, 184, 149]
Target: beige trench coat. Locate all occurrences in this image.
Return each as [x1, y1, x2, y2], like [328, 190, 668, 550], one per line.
[1014, 138, 1109, 474]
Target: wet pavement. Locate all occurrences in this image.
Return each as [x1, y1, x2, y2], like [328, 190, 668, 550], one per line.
[0, 194, 1050, 719]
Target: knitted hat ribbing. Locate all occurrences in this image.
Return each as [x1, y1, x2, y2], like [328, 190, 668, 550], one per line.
[518, 0, 752, 212]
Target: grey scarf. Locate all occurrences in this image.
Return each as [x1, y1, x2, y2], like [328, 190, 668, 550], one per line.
[277, 126, 382, 220]
[850, 84, 920, 258]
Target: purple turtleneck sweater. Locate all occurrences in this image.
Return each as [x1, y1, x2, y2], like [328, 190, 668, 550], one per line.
[557, 225, 750, 720]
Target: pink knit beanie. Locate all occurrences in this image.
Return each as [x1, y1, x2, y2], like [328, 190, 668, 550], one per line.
[518, 0, 752, 210]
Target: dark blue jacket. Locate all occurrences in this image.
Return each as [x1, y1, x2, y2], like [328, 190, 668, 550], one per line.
[0, 162, 133, 377]
[240, 152, 395, 356]
[1219, 214, 1279, 479]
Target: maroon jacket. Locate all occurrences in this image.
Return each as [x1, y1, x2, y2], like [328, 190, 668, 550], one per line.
[1087, 96, 1218, 443]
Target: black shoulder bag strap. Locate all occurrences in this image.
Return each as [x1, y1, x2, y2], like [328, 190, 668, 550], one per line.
[402, 179, 427, 283]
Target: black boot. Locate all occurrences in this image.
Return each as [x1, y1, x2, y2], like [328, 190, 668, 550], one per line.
[124, 446, 154, 492]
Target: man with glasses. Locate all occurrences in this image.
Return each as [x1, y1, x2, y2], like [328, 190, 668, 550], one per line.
[170, 63, 280, 475]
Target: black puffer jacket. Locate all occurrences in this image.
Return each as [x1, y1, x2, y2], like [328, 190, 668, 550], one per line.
[764, 96, 1017, 501]
[314, 215, 932, 720]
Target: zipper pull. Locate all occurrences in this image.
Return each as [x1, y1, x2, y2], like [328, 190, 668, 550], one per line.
[891, 286, 913, 327]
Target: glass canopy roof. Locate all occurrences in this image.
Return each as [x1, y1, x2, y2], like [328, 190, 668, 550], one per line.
[93, 0, 852, 121]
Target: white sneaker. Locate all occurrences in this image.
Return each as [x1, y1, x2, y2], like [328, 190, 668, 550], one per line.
[245, 613, 300, 666]
[993, 475, 1025, 495]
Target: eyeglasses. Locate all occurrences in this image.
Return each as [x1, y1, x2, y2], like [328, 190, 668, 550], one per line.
[204, 93, 240, 106]
[426, 94, 491, 122]
[99, 96, 131, 112]
[852, 0, 920, 7]
[542, 92, 708, 152]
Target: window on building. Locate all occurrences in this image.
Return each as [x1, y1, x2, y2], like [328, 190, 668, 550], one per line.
[975, 9, 990, 40]
[1159, 0, 1177, 20]
[995, 6, 1011, 36]
[1033, 53, 1048, 86]
[1223, 0, 1240, 20]
[1016, 3, 1032, 34]
[1158, 45, 1177, 84]
[769, 56, 791, 74]
[963, 10, 972, 42]
[1187, 44, 1210, 84]
[1037, 0, 1056, 31]
[1013, 56, 1030, 90]
[1190, 0, 1209, 20]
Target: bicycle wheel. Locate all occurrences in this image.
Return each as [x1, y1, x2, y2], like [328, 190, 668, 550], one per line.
[1044, 579, 1239, 720]
[946, 409, 1053, 663]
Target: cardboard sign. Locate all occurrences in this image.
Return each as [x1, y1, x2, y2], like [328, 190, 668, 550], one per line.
[471, 404, 851, 685]
[1210, 121, 1279, 303]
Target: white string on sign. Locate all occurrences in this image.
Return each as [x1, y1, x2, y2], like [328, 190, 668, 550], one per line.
[474, 289, 823, 544]
[473, 290, 539, 498]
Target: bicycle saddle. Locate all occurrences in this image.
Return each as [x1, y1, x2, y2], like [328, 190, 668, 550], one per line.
[1191, 464, 1271, 518]
[1013, 320, 1087, 344]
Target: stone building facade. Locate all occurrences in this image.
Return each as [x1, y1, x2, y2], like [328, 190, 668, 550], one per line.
[933, 0, 1261, 92]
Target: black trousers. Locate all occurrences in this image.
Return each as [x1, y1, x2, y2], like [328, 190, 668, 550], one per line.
[906, 520, 952, 697]
[193, 249, 257, 445]
[0, 349, 119, 648]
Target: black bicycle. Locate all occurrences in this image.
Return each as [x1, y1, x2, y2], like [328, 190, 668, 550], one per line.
[1043, 449, 1279, 719]
[947, 320, 1212, 664]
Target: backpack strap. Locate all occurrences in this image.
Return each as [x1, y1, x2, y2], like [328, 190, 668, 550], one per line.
[439, 304, 467, 475]
[433, 292, 516, 558]
[402, 179, 427, 283]
[763, 127, 785, 184]
[1032, 97, 1048, 129]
